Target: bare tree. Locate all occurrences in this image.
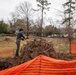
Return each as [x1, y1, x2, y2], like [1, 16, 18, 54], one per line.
[36, 0, 51, 37]
[8, 12, 18, 33]
[16, 1, 34, 39]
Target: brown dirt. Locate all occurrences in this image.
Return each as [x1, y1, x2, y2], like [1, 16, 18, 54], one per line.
[0, 49, 14, 58]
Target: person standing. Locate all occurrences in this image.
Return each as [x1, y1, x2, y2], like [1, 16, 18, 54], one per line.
[15, 28, 25, 57]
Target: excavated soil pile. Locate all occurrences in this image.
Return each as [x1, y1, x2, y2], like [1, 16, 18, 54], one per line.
[20, 39, 55, 63]
[3, 38, 13, 42]
[0, 57, 21, 70]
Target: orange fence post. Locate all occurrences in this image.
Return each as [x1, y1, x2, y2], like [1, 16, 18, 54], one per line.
[71, 42, 76, 54]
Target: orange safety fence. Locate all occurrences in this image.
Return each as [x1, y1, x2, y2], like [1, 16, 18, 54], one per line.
[71, 42, 76, 54]
[0, 55, 76, 75]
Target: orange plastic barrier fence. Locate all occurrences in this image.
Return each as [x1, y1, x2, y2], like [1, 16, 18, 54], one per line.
[0, 55, 76, 75]
[71, 42, 76, 54]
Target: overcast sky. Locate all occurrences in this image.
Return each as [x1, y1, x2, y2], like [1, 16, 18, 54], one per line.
[0, 0, 64, 23]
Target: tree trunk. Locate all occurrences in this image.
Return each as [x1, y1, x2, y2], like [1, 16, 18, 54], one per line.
[40, 3, 44, 37]
[69, 0, 71, 53]
[26, 17, 29, 39]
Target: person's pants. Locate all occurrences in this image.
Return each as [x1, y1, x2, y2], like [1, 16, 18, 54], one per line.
[15, 39, 20, 56]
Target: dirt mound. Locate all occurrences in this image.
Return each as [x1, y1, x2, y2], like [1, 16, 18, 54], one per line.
[0, 58, 8, 70]
[20, 38, 55, 63]
[0, 57, 21, 70]
[3, 38, 13, 42]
